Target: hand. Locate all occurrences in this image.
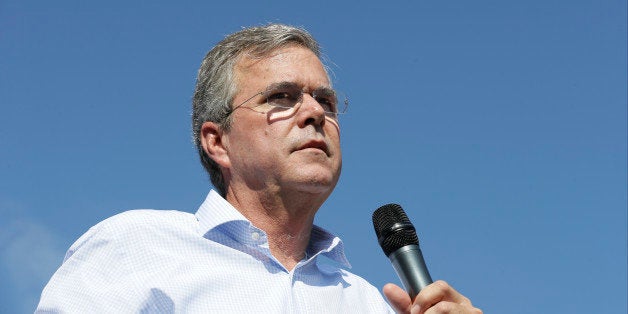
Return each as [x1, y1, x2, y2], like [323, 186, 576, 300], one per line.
[383, 280, 482, 314]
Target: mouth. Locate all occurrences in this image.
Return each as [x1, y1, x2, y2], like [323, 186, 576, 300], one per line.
[296, 140, 330, 156]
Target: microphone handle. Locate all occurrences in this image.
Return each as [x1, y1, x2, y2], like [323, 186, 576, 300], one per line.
[388, 244, 433, 299]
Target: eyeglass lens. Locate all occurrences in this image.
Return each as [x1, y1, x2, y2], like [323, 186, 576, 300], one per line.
[263, 82, 342, 115]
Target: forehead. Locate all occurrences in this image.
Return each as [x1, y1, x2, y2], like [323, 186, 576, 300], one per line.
[233, 45, 330, 93]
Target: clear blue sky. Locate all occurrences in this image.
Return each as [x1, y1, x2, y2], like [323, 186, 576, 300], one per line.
[1, 1, 626, 313]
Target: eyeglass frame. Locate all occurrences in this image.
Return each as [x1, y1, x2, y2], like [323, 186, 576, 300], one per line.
[226, 81, 348, 119]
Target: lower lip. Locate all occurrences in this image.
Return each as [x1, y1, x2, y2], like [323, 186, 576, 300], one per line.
[298, 147, 327, 154]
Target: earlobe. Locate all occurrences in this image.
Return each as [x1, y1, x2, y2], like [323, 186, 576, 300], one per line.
[200, 121, 231, 168]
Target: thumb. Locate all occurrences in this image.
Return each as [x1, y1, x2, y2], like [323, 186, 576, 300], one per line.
[383, 283, 412, 314]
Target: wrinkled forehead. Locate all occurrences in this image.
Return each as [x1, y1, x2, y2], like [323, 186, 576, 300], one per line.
[233, 44, 332, 89]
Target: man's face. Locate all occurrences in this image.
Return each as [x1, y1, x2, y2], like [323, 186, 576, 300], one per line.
[222, 45, 342, 197]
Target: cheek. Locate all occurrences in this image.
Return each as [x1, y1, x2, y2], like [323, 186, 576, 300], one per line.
[328, 129, 342, 154]
[250, 129, 287, 159]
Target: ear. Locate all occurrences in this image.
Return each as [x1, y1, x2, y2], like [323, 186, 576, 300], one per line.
[200, 121, 231, 169]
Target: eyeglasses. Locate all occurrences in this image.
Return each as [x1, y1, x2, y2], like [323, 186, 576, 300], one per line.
[228, 82, 348, 119]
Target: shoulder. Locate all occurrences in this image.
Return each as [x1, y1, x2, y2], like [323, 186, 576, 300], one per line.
[98, 209, 195, 228]
[338, 267, 382, 294]
[37, 209, 198, 312]
[317, 261, 391, 307]
[88, 209, 195, 234]
[339, 268, 394, 312]
[65, 209, 197, 260]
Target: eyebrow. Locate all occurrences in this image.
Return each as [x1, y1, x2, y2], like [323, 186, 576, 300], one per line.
[267, 81, 333, 92]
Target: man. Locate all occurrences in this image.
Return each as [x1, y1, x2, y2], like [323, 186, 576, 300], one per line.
[37, 24, 481, 313]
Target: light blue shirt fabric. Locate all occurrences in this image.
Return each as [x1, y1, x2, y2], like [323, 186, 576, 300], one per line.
[36, 190, 393, 313]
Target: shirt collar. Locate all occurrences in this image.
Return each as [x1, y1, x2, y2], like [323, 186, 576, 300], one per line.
[195, 190, 351, 268]
[195, 190, 250, 233]
[308, 224, 351, 268]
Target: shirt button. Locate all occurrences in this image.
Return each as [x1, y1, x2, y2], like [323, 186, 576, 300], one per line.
[251, 232, 260, 241]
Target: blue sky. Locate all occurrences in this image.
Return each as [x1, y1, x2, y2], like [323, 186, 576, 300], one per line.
[1, 1, 626, 313]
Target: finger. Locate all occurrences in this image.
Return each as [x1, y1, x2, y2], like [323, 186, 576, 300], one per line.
[383, 283, 412, 314]
[414, 281, 472, 311]
[423, 301, 483, 314]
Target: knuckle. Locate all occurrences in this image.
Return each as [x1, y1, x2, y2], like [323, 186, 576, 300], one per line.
[433, 280, 449, 290]
[431, 301, 454, 312]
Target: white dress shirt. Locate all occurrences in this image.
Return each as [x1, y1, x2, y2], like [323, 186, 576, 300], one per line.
[36, 190, 393, 313]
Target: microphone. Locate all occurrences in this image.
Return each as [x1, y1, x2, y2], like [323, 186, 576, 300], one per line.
[372, 203, 433, 299]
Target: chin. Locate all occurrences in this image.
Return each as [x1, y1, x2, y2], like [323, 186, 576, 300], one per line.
[293, 186, 335, 201]
[285, 162, 341, 194]
[290, 175, 338, 195]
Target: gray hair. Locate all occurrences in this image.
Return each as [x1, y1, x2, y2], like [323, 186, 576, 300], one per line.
[192, 24, 322, 196]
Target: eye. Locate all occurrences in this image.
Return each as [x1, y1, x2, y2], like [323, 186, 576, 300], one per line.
[267, 92, 291, 101]
[265, 83, 303, 108]
[267, 91, 300, 108]
[313, 90, 338, 113]
[314, 97, 334, 112]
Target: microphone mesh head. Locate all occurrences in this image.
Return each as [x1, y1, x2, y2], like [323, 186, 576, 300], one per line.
[372, 203, 419, 256]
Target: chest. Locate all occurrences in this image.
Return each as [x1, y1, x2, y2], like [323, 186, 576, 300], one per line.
[129, 238, 362, 313]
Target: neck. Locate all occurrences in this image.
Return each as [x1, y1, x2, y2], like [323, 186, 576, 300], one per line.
[225, 188, 325, 271]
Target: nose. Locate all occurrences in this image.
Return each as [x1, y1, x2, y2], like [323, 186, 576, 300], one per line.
[296, 93, 326, 128]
